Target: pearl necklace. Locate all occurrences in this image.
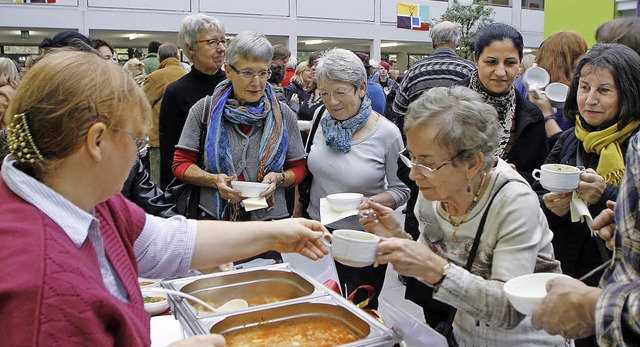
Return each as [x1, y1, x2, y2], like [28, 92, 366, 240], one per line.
[443, 172, 488, 243]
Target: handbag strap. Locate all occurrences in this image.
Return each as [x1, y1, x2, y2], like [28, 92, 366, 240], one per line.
[197, 95, 213, 168]
[304, 105, 326, 153]
[443, 178, 524, 327]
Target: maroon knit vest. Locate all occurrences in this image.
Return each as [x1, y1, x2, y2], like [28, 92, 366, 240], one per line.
[0, 179, 150, 346]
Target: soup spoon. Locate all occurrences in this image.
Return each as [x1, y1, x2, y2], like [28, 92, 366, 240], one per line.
[141, 287, 249, 313]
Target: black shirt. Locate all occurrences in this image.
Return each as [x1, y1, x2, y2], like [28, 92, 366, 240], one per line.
[158, 67, 226, 189]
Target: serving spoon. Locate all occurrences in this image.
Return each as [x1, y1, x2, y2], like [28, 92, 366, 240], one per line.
[141, 287, 249, 313]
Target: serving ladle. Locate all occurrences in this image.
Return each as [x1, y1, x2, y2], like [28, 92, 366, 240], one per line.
[141, 287, 249, 313]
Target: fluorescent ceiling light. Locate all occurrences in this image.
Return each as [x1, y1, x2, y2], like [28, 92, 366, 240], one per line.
[305, 39, 324, 45]
[128, 33, 140, 40]
[381, 42, 400, 48]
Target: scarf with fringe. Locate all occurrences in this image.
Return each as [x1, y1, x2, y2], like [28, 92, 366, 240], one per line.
[575, 116, 640, 187]
[205, 80, 288, 219]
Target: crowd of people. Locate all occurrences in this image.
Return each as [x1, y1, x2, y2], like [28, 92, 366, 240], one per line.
[0, 11, 639, 347]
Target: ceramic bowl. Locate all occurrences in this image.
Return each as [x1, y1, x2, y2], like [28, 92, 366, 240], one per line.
[231, 181, 270, 198]
[503, 272, 572, 315]
[326, 193, 364, 212]
[143, 291, 169, 316]
[138, 277, 161, 288]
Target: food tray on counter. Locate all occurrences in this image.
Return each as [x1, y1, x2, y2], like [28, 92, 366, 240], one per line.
[161, 263, 398, 346]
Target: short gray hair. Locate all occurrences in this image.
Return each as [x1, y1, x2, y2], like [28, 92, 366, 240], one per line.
[314, 48, 366, 89]
[158, 42, 179, 62]
[224, 31, 273, 66]
[178, 13, 225, 61]
[430, 21, 460, 47]
[405, 86, 498, 172]
[0, 57, 20, 88]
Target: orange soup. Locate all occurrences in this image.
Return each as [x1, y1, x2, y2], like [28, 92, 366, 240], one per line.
[221, 318, 359, 347]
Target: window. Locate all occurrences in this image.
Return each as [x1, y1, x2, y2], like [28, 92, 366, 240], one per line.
[488, 0, 511, 7]
[521, 0, 544, 9]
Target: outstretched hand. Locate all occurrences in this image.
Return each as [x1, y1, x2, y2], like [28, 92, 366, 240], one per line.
[271, 218, 329, 260]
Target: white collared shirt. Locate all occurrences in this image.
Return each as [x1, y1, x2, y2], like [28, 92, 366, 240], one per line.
[2, 156, 197, 302]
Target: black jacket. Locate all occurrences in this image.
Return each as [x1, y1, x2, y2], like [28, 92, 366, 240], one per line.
[532, 128, 637, 284]
[121, 158, 177, 218]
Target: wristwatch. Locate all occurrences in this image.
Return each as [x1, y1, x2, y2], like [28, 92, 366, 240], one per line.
[433, 263, 451, 292]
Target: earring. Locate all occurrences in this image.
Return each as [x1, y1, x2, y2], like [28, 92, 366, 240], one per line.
[467, 181, 471, 193]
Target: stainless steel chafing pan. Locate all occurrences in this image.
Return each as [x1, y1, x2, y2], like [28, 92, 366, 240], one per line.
[180, 269, 315, 309]
[209, 302, 369, 346]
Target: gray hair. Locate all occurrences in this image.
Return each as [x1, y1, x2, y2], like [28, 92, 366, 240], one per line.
[286, 55, 298, 69]
[224, 31, 273, 66]
[430, 21, 460, 47]
[178, 13, 225, 61]
[0, 57, 20, 88]
[158, 42, 179, 62]
[315, 48, 366, 89]
[405, 86, 499, 172]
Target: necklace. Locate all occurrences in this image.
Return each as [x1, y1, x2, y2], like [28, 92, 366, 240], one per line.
[443, 172, 488, 242]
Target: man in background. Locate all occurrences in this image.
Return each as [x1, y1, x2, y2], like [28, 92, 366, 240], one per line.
[141, 40, 162, 74]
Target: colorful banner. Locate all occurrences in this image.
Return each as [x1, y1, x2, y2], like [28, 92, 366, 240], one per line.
[397, 2, 430, 31]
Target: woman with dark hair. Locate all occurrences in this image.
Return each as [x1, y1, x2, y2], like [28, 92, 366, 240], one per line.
[458, 23, 547, 183]
[533, 43, 640, 346]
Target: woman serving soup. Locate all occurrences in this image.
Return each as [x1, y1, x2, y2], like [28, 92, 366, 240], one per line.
[360, 86, 564, 346]
[0, 50, 327, 345]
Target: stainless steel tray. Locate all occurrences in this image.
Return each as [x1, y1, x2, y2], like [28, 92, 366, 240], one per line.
[201, 296, 397, 346]
[162, 263, 397, 346]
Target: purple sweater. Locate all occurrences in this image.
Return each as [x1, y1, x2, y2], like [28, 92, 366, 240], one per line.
[0, 180, 150, 346]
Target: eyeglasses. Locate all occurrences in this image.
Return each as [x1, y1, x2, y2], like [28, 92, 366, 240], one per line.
[112, 127, 149, 157]
[227, 64, 272, 79]
[195, 38, 229, 47]
[318, 88, 355, 100]
[398, 148, 466, 176]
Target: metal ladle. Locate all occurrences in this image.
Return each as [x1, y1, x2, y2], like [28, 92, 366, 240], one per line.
[142, 287, 249, 313]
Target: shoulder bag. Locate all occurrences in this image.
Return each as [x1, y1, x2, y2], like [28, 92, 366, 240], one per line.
[429, 179, 522, 346]
[296, 105, 326, 217]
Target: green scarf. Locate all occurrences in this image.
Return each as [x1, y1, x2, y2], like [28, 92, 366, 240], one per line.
[575, 116, 640, 187]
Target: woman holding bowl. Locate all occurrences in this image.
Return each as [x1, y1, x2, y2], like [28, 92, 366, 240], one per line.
[534, 43, 640, 290]
[173, 32, 306, 225]
[460, 23, 548, 183]
[360, 86, 563, 346]
[0, 50, 327, 345]
[306, 48, 409, 308]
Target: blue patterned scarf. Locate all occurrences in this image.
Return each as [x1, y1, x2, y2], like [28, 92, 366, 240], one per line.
[205, 80, 288, 219]
[320, 96, 372, 153]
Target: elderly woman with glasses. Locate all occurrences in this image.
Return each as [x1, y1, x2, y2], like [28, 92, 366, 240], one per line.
[159, 13, 229, 190]
[173, 32, 306, 232]
[359, 86, 564, 346]
[305, 48, 409, 309]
